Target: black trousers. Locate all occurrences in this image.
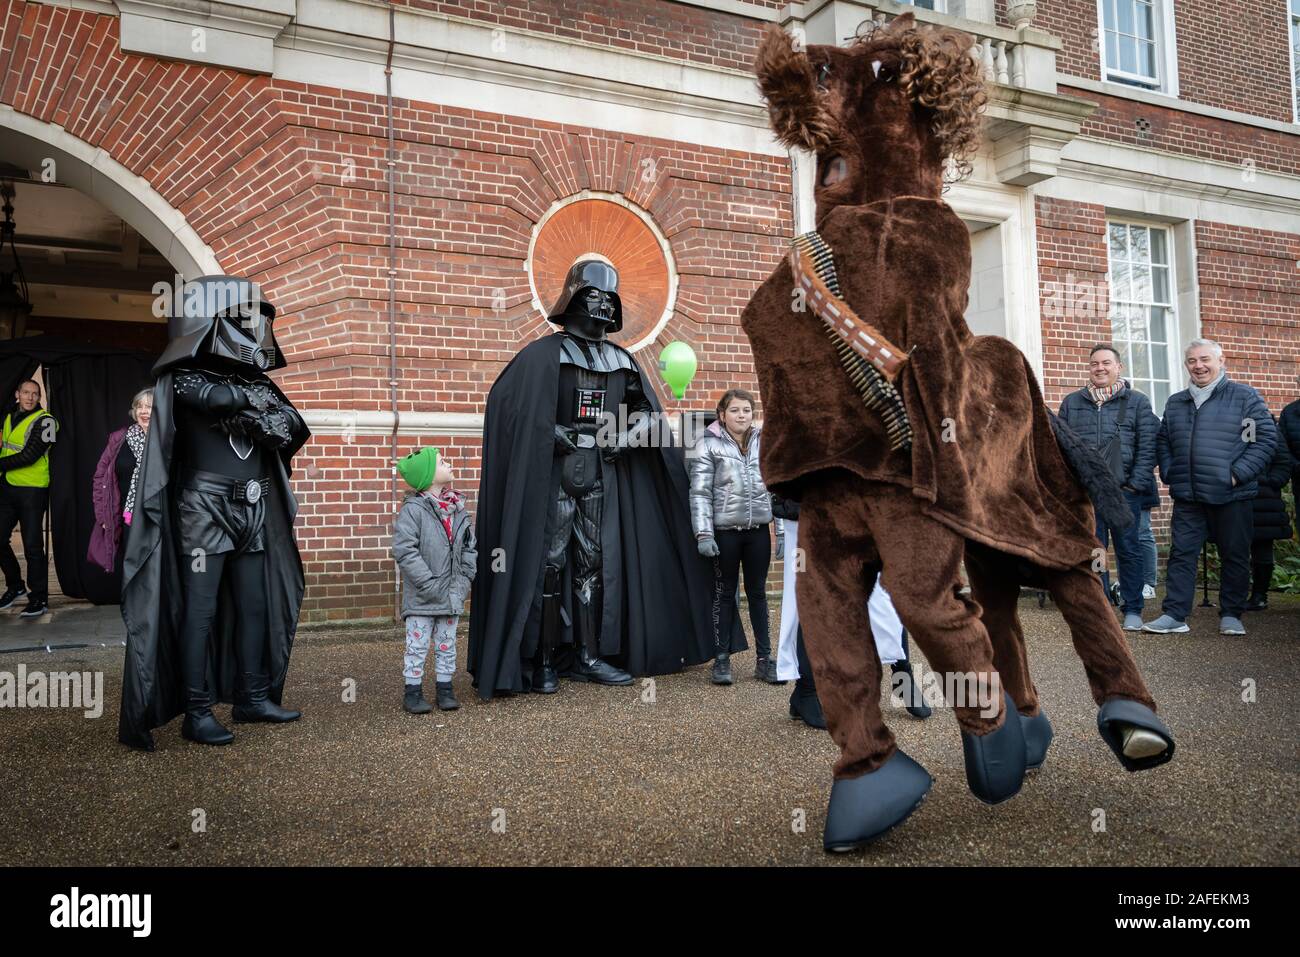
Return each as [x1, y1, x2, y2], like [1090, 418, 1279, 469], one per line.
[0, 482, 48, 599]
[713, 525, 772, 658]
[178, 550, 269, 699]
[1164, 498, 1254, 620]
[1250, 539, 1275, 596]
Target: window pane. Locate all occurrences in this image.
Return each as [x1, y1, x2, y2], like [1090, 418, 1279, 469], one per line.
[1130, 342, 1151, 380]
[1132, 263, 1152, 301]
[1139, 40, 1157, 79]
[1118, 0, 1135, 35]
[1130, 225, 1150, 261]
[1149, 306, 1167, 343]
[1120, 35, 1138, 74]
[1149, 227, 1168, 264]
[1151, 339, 1169, 379]
[1292, 0, 1299, 16]
[1152, 265, 1170, 304]
[1108, 222, 1128, 259]
[1136, 1, 1154, 41]
[1111, 259, 1131, 302]
[1153, 381, 1169, 415]
[1110, 308, 1130, 343]
[1127, 308, 1149, 343]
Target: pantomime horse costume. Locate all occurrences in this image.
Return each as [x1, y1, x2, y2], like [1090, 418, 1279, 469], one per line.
[742, 14, 1175, 851]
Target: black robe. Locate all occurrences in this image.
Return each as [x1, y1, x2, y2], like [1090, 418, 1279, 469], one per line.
[468, 333, 745, 698]
[117, 371, 308, 750]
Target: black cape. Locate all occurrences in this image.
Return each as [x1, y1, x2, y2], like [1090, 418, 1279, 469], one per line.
[117, 371, 308, 749]
[468, 333, 745, 699]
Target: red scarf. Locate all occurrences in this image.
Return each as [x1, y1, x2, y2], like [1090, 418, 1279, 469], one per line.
[427, 487, 462, 541]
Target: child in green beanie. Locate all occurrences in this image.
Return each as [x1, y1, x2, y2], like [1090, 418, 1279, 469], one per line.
[391, 447, 476, 713]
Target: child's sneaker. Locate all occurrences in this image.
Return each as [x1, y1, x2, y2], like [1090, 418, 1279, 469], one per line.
[435, 681, 460, 711]
[403, 682, 432, 714]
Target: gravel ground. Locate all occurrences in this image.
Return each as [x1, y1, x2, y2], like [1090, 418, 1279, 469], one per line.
[1, 592, 1296, 866]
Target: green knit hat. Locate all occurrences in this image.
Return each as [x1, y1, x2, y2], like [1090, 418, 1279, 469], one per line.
[396, 446, 439, 492]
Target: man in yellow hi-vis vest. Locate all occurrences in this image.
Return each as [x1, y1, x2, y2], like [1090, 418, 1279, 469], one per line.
[0, 379, 57, 617]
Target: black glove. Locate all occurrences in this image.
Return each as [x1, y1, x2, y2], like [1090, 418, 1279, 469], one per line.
[225, 407, 294, 450]
[553, 424, 578, 456]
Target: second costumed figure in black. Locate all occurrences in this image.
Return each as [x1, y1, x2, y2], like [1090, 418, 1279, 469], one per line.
[119, 277, 309, 749]
[469, 258, 743, 697]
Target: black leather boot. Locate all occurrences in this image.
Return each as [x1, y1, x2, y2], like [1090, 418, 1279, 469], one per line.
[404, 682, 432, 714]
[788, 686, 826, 728]
[891, 661, 932, 719]
[1244, 592, 1268, 612]
[711, 652, 733, 685]
[181, 688, 234, 746]
[565, 646, 633, 686]
[232, 673, 302, 723]
[435, 681, 460, 711]
[532, 648, 559, 694]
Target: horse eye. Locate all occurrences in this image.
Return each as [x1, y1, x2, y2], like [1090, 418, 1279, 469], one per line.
[816, 62, 832, 89]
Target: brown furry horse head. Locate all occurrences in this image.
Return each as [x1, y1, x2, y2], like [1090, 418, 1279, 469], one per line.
[755, 13, 987, 216]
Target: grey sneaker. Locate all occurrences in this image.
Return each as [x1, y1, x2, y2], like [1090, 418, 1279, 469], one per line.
[1142, 615, 1189, 634]
[1219, 616, 1246, 636]
[1123, 613, 1144, 632]
[1142, 584, 1157, 600]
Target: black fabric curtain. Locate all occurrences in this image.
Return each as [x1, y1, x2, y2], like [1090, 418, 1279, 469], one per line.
[0, 336, 156, 604]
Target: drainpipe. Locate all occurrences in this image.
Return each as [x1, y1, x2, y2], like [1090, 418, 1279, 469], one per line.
[385, 2, 400, 621]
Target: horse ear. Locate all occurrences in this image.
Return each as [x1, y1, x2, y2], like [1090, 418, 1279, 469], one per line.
[755, 26, 834, 153]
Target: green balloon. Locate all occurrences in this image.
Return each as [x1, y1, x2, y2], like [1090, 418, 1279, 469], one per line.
[657, 341, 697, 399]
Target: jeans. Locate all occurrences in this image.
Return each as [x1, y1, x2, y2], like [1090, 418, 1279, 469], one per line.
[1096, 490, 1145, 615]
[1163, 499, 1254, 621]
[713, 525, 772, 658]
[1138, 509, 1157, 589]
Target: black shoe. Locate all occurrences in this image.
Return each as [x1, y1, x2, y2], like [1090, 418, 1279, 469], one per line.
[231, 673, 302, 723]
[19, 597, 48, 618]
[435, 681, 460, 711]
[1021, 709, 1054, 771]
[531, 655, 559, 694]
[564, 647, 634, 686]
[891, 661, 931, 719]
[754, 656, 783, 684]
[961, 692, 1027, 805]
[0, 584, 26, 609]
[823, 749, 933, 852]
[1244, 593, 1268, 612]
[403, 682, 433, 714]
[788, 687, 826, 729]
[181, 690, 234, 746]
[711, 653, 733, 685]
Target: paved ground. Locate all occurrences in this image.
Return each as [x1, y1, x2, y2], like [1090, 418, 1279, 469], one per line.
[1, 591, 1296, 866]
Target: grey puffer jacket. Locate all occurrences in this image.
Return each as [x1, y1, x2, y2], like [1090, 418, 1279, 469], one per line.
[689, 420, 776, 537]
[392, 488, 477, 618]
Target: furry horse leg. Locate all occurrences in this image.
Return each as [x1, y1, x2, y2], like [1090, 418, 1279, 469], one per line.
[864, 487, 1006, 737]
[1046, 563, 1156, 710]
[964, 543, 1039, 718]
[795, 474, 896, 779]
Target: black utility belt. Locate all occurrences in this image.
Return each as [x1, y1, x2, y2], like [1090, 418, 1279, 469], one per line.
[182, 469, 271, 504]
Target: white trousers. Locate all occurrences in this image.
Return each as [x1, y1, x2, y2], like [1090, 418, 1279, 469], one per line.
[775, 519, 906, 681]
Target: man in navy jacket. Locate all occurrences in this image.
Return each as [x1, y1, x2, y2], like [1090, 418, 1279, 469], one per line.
[1145, 339, 1277, 636]
[1058, 344, 1160, 631]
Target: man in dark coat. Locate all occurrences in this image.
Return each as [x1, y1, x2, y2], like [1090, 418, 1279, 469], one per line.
[1058, 344, 1160, 630]
[1280, 385, 1300, 500]
[468, 259, 742, 699]
[119, 277, 309, 750]
[1245, 418, 1294, 611]
[1145, 339, 1277, 636]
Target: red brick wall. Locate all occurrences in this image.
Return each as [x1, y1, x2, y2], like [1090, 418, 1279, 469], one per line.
[1, 1, 791, 621]
[1002, 0, 1297, 124]
[396, 0, 779, 72]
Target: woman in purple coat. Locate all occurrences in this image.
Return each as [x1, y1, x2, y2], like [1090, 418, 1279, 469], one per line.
[87, 389, 153, 574]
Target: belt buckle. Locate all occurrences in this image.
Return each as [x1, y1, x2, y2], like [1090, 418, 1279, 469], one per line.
[243, 479, 262, 504]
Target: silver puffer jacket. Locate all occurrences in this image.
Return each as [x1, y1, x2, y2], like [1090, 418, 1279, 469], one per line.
[689, 420, 777, 537]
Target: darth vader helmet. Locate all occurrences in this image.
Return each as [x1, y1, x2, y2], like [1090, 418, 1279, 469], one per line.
[547, 258, 623, 340]
[152, 276, 285, 376]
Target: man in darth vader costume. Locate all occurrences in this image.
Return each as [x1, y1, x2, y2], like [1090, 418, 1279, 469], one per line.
[469, 258, 743, 698]
[118, 276, 309, 750]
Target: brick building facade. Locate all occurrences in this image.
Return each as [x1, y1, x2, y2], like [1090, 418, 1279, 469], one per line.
[1, 0, 1296, 623]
